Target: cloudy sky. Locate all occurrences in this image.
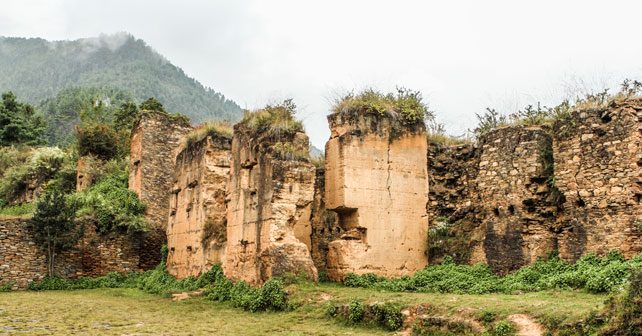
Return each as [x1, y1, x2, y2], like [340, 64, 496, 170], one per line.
[1, 0, 641, 147]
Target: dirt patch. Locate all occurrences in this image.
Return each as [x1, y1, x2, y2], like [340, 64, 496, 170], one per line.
[508, 314, 544, 336]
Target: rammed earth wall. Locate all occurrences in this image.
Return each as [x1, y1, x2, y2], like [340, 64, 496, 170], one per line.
[166, 135, 231, 279]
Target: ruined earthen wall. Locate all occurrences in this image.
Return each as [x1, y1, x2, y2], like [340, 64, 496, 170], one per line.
[166, 135, 231, 279]
[129, 111, 192, 269]
[0, 218, 140, 290]
[223, 129, 317, 285]
[553, 101, 642, 260]
[324, 113, 429, 280]
[309, 168, 340, 276]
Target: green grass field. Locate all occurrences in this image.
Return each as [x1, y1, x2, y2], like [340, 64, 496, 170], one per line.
[0, 283, 607, 335]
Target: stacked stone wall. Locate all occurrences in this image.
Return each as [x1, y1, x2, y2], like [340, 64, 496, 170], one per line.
[0, 218, 140, 290]
[129, 111, 192, 269]
[309, 168, 340, 276]
[553, 100, 642, 260]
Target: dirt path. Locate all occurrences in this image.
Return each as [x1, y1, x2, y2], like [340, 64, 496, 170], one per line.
[508, 314, 544, 336]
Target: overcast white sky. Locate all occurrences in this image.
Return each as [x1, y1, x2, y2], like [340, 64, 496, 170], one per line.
[2, 0, 642, 147]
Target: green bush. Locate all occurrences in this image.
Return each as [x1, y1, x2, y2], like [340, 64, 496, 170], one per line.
[492, 320, 515, 336]
[0, 202, 35, 217]
[344, 252, 642, 295]
[241, 99, 303, 139]
[371, 302, 404, 331]
[0, 147, 67, 203]
[73, 169, 147, 233]
[347, 299, 365, 323]
[76, 123, 119, 160]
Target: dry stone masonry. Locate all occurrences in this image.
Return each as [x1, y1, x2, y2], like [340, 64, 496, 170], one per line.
[166, 134, 231, 279]
[0, 218, 139, 289]
[129, 111, 192, 269]
[552, 100, 642, 260]
[324, 111, 429, 281]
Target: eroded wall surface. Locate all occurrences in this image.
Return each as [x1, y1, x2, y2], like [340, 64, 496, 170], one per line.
[310, 168, 340, 276]
[223, 129, 317, 285]
[129, 111, 192, 269]
[324, 113, 429, 281]
[553, 100, 642, 260]
[166, 135, 231, 279]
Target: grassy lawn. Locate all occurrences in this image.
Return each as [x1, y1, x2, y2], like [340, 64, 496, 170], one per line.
[0, 284, 607, 335]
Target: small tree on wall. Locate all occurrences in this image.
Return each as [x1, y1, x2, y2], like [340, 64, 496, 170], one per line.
[30, 188, 83, 277]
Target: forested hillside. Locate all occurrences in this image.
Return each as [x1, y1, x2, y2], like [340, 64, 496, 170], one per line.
[0, 33, 242, 125]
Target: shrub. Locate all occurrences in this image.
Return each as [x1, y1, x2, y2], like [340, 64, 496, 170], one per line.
[371, 302, 404, 331]
[241, 99, 303, 139]
[492, 320, 516, 336]
[73, 169, 147, 233]
[0, 202, 35, 217]
[76, 123, 119, 160]
[343, 252, 642, 295]
[0, 147, 66, 203]
[347, 299, 365, 323]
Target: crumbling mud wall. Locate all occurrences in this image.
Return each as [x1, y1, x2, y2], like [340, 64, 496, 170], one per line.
[166, 135, 231, 279]
[324, 112, 429, 281]
[309, 168, 340, 276]
[129, 111, 192, 269]
[468, 126, 561, 273]
[223, 125, 317, 285]
[553, 100, 642, 261]
[0, 218, 140, 290]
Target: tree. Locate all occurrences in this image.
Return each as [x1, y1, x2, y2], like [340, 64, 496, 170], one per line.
[139, 97, 165, 112]
[114, 101, 140, 132]
[30, 188, 83, 277]
[0, 91, 46, 146]
[76, 123, 119, 160]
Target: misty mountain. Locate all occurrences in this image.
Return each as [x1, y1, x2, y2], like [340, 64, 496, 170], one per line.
[0, 33, 242, 124]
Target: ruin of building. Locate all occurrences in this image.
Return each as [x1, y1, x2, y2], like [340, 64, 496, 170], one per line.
[129, 110, 192, 269]
[324, 110, 429, 281]
[166, 132, 232, 279]
[222, 111, 318, 285]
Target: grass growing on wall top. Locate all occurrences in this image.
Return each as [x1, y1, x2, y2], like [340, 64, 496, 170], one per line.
[182, 121, 233, 150]
[333, 88, 432, 126]
[241, 99, 304, 138]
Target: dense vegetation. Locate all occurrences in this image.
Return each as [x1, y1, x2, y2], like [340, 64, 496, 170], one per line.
[0, 91, 45, 146]
[344, 252, 642, 295]
[0, 34, 242, 127]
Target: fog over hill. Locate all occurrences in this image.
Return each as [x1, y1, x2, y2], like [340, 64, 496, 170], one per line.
[0, 33, 242, 124]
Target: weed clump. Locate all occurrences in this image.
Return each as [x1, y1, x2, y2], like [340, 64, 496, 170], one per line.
[344, 251, 642, 295]
[182, 121, 233, 150]
[333, 88, 431, 128]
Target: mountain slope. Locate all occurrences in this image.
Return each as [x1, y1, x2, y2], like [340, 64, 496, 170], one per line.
[0, 33, 242, 124]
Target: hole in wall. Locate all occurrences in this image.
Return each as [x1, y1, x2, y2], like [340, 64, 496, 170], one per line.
[493, 208, 500, 217]
[600, 113, 612, 123]
[576, 198, 586, 207]
[508, 205, 515, 215]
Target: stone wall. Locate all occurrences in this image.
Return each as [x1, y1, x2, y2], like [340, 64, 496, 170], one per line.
[223, 125, 317, 285]
[553, 100, 642, 260]
[426, 142, 480, 264]
[129, 111, 192, 269]
[468, 126, 560, 273]
[166, 135, 231, 279]
[0, 218, 140, 290]
[324, 112, 429, 281]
